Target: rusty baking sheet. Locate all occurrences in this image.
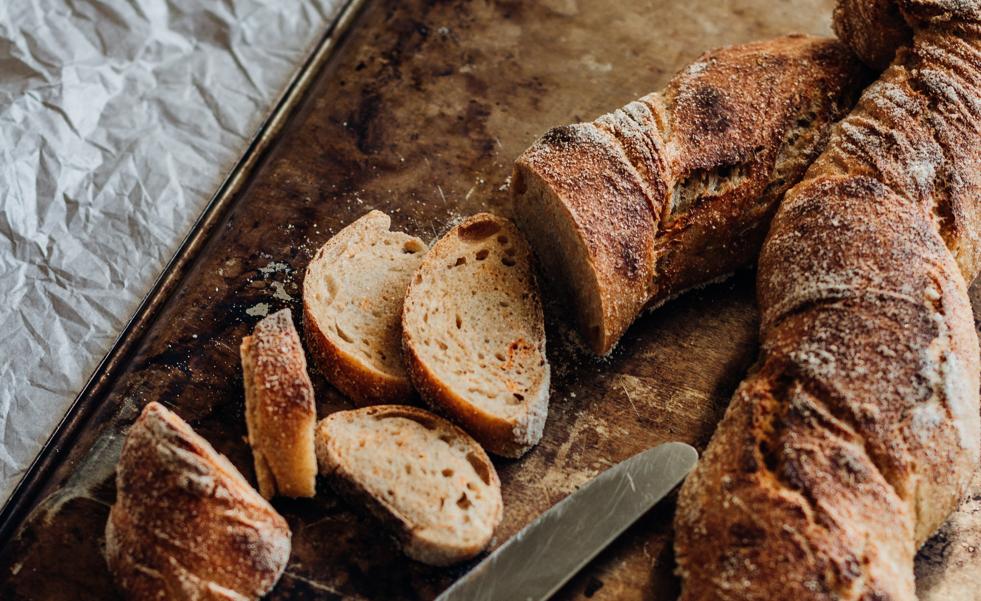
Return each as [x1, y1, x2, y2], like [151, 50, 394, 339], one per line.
[3, 0, 976, 599]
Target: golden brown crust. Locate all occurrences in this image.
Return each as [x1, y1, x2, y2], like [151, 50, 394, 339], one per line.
[241, 308, 317, 499]
[105, 402, 291, 600]
[834, 0, 913, 69]
[675, 5, 981, 600]
[513, 35, 870, 354]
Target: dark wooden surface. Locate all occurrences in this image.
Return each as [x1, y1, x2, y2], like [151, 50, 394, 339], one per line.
[5, 0, 954, 599]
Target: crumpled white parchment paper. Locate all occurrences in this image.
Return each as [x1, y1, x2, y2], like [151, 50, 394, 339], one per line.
[0, 0, 343, 504]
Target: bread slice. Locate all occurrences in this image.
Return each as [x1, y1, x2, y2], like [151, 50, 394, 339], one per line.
[303, 210, 427, 406]
[402, 213, 550, 457]
[315, 405, 503, 566]
[241, 308, 317, 498]
[106, 402, 291, 600]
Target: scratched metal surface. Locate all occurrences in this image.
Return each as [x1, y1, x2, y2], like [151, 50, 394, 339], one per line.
[5, 0, 973, 599]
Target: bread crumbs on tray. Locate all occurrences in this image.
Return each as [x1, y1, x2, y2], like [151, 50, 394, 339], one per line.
[246, 303, 271, 317]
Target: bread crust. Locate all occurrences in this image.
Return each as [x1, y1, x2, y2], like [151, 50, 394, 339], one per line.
[401, 213, 550, 458]
[302, 210, 423, 406]
[675, 4, 981, 599]
[834, 0, 912, 68]
[513, 34, 871, 354]
[241, 308, 317, 498]
[105, 402, 291, 600]
[315, 405, 503, 566]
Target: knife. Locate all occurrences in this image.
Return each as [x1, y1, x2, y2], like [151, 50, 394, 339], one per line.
[436, 442, 698, 601]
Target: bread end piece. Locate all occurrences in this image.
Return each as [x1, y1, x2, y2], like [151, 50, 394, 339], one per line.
[316, 405, 503, 566]
[513, 36, 870, 356]
[513, 124, 658, 355]
[303, 210, 426, 406]
[241, 308, 317, 499]
[106, 402, 291, 600]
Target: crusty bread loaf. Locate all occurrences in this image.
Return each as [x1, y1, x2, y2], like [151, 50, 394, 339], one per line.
[512, 35, 870, 355]
[106, 402, 291, 600]
[674, 2, 981, 599]
[315, 405, 503, 566]
[241, 308, 317, 498]
[304, 210, 427, 406]
[401, 213, 550, 458]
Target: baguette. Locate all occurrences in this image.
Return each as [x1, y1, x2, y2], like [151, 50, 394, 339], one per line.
[106, 402, 291, 600]
[674, 2, 981, 599]
[315, 405, 503, 566]
[241, 308, 317, 498]
[401, 213, 550, 457]
[512, 34, 870, 355]
[303, 210, 427, 406]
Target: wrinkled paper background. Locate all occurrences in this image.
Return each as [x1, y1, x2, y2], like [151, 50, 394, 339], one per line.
[0, 0, 343, 504]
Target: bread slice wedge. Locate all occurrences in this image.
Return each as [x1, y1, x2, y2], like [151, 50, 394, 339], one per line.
[241, 308, 317, 498]
[303, 210, 427, 406]
[402, 213, 550, 457]
[315, 405, 503, 566]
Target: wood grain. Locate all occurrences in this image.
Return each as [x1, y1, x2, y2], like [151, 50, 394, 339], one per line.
[4, 1, 974, 600]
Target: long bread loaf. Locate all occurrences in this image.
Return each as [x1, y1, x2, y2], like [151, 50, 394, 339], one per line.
[512, 35, 870, 354]
[674, 2, 981, 599]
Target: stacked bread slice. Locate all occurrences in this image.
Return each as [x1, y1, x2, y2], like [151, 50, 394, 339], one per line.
[297, 210, 549, 562]
[304, 211, 551, 456]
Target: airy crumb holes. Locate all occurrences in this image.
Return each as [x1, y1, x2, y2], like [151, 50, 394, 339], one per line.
[458, 220, 501, 241]
[466, 452, 492, 485]
[442, 468, 454, 477]
[403, 239, 424, 254]
[475, 249, 490, 261]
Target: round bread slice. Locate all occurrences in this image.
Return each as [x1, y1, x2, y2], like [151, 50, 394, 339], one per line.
[402, 213, 550, 457]
[315, 405, 503, 566]
[303, 210, 427, 406]
[106, 402, 291, 600]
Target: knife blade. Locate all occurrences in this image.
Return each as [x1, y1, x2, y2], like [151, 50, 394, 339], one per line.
[436, 441, 698, 601]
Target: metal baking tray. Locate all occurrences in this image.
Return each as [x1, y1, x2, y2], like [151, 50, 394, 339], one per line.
[6, 1, 953, 599]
